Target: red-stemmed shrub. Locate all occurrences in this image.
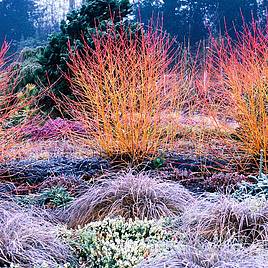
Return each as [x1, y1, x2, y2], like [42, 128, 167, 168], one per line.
[197, 19, 268, 169]
[0, 42, 39, 161]
[64, 21, 195, 163]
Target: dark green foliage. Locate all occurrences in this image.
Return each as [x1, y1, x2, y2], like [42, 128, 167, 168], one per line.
[152, 157, 165, 169]
[16, 186, 74, 208]
[151, 151, 166, 169]
[17, 47, 44, 86]
[39, 186, 74, 208]
[33, 0, 132, 116]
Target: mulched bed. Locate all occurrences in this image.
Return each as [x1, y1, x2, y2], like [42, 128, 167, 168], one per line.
[0, 153, 250, 199]
[0, 157, 110, 184]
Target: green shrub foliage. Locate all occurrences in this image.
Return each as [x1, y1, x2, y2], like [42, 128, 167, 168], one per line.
[22, 0, 133, 116]
[16, 186, 74, 208]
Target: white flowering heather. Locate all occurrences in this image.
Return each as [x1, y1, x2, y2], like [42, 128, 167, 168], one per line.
[65, 218, 175, 268]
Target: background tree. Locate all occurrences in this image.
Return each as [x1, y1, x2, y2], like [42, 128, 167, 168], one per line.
[34, 0, 69, 38]
[134, 0, 262, 44]
[256, 0, 267, 26]
[23, 0, 133, 116]
[214, 0, 258, 37]
[69, 0, 76, 11]
[0, 0, 37, 45]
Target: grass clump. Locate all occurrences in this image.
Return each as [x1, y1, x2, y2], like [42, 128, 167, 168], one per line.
[183, 194, 268, 243]
[137, 241, 268, 268]
[0, 202, 72, 267]
[63, 171, 194, 228]
[65, 217, 174, 268]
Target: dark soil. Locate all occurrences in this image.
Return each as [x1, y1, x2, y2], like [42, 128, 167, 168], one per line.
[0, 154, 247, 199]
[0, 157, 110, 184]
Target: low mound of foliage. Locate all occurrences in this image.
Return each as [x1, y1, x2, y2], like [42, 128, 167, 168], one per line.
[0, 202, 72, 267]
[65, 217, 174, 268]
[63, 171, 194, 228]
[183, 194, 268, 243]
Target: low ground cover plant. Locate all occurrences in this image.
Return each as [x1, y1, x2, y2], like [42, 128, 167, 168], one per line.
[16, 186, 74, 208]
[24, 118, 85, 141]
[233, 150, 268, 200]
[65, 217, 174, 268]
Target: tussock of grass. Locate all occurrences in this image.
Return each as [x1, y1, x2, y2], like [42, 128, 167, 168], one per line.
[63, 171, 195, 228]
[137, 241, 268, 268]
[0, 201, 72, 267]
[183, 195, 268, 243]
